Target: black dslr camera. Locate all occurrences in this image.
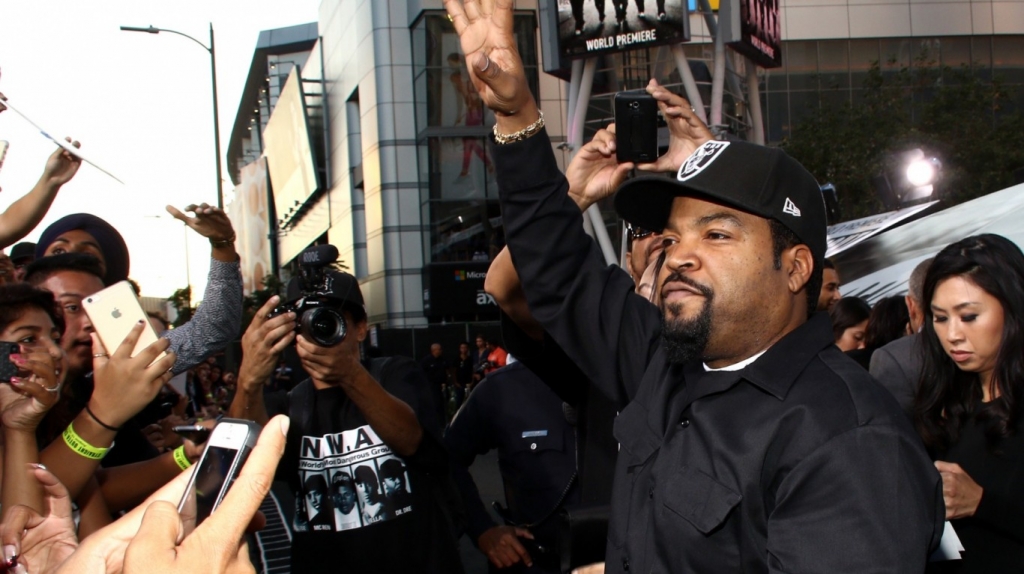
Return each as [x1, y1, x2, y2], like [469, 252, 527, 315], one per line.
[269, 245, 349, 347]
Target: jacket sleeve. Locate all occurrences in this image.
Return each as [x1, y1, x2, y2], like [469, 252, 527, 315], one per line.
[868, 345, 916, 418]
[444, 381, 499, 541]
[164, 258, 243, 374]
[767, 425, 944, 574]
[492, 130, 661, 406]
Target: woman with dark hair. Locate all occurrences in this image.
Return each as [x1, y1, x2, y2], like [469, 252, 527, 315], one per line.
[915, 234, 1024, 573]
[0, 283, 66, 514]
[829, 296, 871, 352]
[846, 296, 911, 369]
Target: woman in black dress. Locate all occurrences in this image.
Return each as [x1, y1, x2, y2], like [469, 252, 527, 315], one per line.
[916, 234, 1024, 572]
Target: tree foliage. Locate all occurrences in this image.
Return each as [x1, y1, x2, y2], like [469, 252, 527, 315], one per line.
[782, 54, 1024, 222]
[169, 286, 194, 328]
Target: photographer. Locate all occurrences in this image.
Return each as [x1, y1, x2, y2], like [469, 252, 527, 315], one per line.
[228, 245, 463, 574]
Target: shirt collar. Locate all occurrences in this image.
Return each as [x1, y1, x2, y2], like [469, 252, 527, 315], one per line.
[740, 312, 837, 400]
[683, 312, 835, 400]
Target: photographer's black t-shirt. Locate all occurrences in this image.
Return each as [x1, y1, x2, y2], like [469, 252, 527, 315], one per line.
[271, 357, 463, 574]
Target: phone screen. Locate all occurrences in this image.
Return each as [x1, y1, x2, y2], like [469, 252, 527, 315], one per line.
[0, 342, 19, 383]
[190, 444, 239, 524]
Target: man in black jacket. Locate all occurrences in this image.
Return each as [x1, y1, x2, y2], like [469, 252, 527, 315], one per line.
[443, 1, 944, 572]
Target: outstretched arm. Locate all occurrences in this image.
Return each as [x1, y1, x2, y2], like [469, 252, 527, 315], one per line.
[162, 203, 243, 374]
[0, 141, 82, 250]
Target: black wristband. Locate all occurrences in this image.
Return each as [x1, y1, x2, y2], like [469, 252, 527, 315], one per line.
[85, 404, 121, 432]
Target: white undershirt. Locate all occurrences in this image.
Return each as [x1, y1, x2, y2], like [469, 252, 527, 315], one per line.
[703, 349, 768, 372]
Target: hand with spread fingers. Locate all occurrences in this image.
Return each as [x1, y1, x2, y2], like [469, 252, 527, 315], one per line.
[166, 203, 236, 244]
[0, 465, 80, 574]
[238, 296, 295, 392]
[443, 0, 537, 128]
[637, 78, 714, 174]
[0, 344, 65, 432]
[566, 124, 635, 211]
[89, 322, 176, 431]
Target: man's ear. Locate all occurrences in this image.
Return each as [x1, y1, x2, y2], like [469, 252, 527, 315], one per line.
[785, 244, 814, 296]
[354, 319, 369, 343]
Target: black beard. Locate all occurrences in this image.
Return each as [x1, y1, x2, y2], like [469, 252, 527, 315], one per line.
[661, 299, 713, 365]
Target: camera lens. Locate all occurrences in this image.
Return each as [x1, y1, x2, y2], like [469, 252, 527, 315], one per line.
[630, 101, 640, 110]
[301, 307, 347, 347]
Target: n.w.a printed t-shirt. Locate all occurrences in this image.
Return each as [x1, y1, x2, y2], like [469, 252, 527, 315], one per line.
[274, 358, 462, 574]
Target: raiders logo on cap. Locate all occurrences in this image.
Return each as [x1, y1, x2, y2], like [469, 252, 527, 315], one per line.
[677, 141, 730, 182]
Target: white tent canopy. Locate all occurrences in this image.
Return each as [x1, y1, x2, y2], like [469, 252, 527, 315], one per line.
[834, 182, 1024, 304]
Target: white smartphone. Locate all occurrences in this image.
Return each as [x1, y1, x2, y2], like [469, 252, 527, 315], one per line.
[178, 419, 261, 525]
[0, 141, 9, 173]
[82, 280, 163, 359]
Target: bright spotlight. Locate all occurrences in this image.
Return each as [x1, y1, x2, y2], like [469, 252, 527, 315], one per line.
[906, 158, 940, 187]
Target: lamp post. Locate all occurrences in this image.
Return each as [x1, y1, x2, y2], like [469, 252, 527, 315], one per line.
[121, 23, 224, 209]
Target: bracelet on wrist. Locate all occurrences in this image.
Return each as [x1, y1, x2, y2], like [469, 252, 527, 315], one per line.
[173, 445, 193, 470]
[210, 233, 236, 248]
[85, 403, 121, 432]
[62, 423, 111, 460]
[493, 111, 545, 145]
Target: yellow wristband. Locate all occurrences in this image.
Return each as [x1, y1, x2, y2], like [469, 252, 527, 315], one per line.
[173, 445, 192, 470]
[62, 423, 110, 460]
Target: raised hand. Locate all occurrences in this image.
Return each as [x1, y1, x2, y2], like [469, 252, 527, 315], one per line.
[443, 0, 536, 128]
[166, 203, 235, 243]
[0, 345, 64, 432]
[566, 124, 635, 210]
[42, 139, 83, 188]
[637, 79, 714, 174]
[89, 323, 176, 430]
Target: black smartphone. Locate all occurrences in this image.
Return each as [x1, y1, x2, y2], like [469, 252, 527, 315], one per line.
[0, 341, 20, 383]
[178, 419, 260, 526]
[173, 424, 212, 445]
[614, 91, 659, 164]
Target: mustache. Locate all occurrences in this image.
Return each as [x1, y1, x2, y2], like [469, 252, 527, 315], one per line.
[661, 270, 714, 299]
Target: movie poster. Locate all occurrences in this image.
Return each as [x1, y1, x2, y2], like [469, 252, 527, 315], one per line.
[555, 0, 690, 60]
[292, 425, 414, 533]
[721, 0, 781, 68]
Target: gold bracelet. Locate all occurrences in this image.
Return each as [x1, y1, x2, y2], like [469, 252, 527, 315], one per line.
[493, 111, 545, 145]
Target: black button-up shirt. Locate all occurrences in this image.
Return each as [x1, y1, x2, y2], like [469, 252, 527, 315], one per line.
[493, 129, 944, 573]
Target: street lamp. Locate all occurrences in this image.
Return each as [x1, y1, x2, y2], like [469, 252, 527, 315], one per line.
[121, 24, 224, 209]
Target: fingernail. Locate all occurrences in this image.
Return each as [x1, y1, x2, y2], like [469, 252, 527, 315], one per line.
[279, 416, 290, 437]
[4, 545, 16, 563]
[9, 354, 24, 365]
[32, 463, 47, 471]
[8, 377, 21, 385]
[137, 320, 144, 324]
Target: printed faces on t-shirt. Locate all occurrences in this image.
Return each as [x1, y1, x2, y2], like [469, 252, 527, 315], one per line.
[293, 425, 414, 533]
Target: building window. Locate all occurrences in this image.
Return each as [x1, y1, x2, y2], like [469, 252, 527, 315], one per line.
[413, 11, 539, 263]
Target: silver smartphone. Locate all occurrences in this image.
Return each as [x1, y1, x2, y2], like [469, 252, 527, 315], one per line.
[178, 419, 260, 526]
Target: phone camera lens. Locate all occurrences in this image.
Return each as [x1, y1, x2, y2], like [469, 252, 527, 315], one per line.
[630, 101, 640, 110]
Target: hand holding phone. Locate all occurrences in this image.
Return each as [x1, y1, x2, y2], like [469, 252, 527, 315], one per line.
[615, 91, 659, 164]
[178, 419, 261, 526]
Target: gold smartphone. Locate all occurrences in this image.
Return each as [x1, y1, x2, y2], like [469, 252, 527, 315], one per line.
[83, 280, 165, 360]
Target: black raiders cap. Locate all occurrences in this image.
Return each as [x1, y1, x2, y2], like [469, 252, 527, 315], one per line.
[613, 140, 827, 265]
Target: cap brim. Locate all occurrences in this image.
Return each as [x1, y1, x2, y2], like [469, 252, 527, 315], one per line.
[613, 176, 685, 233]
[614, 175, 772, 233]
